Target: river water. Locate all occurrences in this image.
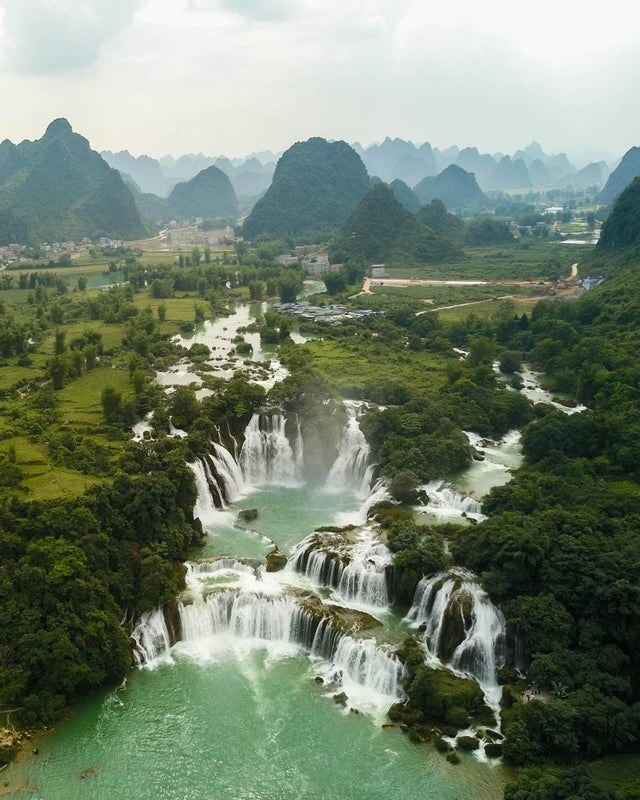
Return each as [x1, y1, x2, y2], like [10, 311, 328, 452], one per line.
[3, 299, 509, 800]
[4, 480, 506, 800]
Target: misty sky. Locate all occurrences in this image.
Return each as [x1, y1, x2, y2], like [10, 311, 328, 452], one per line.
[0, 0, 638, 163]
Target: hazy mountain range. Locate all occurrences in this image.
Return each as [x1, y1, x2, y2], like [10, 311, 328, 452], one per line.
[1, 119, 639, 248]
[102, 138, 616, 202]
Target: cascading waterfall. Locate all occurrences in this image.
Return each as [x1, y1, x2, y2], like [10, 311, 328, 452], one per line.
[131, 607, 175, 667]
[189, 459, 223, 523]
[211, 442, 247, 501]
[185, 558, 258, 594]
[290, 528, 392, 610]
[326, 402, 373, 496]
[417, 480, 484, 522]
[142, 403, 406, 717]
[179, 592, 316, 647]
[240, 411, 302, 486]
[325, 636, 406, 700]
[336, 478, 391, 527]
[405, 570, 506, 690]
[133, 584, 406, 706]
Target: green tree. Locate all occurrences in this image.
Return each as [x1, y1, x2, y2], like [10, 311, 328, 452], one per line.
[48, 355, 68, 390]
[169, 387, 199, 430]
[323, 270, 347, 295]
[54, 329, 67, 355]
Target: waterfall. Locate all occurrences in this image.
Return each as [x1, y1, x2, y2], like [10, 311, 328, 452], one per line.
[187, 558, 256, 579]
[336, 479, 391, 527]
[185, 559, 258, 594]
[418, 480, 485, 522]
[240, 411, 302, 486]
[189, 441, 248, 519]
[290, 529, 392, 610]
[289, 534, 344, 589]
[212, 442, 247, 502]
[190, 459, 223, 523]
[131, 607, 175, 667]
[325, 636, 407, 700]
[326, 402, 372, 495]
[405, 570, 506, 689]
[179, 592, 315, 646]
[133, 587, 406, 704]
[519, 365, 587, 415]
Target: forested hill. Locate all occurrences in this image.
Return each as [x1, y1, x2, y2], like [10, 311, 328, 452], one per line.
[0, 119, 147, 245]
[241, 137, 370, 241]
[134, 164, 238, 224]
[596, 145, 640, 206]
[327, 183, 464, 265]
[597, 176, 640, 251]
[413, 164, 487, 212]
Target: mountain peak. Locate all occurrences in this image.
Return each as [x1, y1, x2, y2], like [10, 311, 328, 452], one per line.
[44, 118, 73, 138]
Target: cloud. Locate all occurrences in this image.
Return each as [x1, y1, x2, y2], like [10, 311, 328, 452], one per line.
[189, 0, 300, 22]
[0, 0, 141, 73]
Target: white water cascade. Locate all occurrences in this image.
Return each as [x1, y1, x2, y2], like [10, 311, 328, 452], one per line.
[417, 480, 485, 523]
[211, 442, 247, 502]
[290, 528, 392, 611]
[405, 570, 506, 691]
[134, 396, 408, 719]
[326, 402, 374, 496]
[179, 592, 318, 649]
[240, 411, 302, 486]
[519, 365, 587, 415]
[131, 607, 175, 667]
[189, 459, 223, 524]
[132, 586, 406, 709]
[335, 479, 390, 528]
[323, 635, 407, 701]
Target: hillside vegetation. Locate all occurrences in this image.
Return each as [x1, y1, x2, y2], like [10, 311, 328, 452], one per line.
[0, 119, 146, 244]
[134, 164, 238, 224]
[242, 137, 370, 241]
[327, 183, 464, 265]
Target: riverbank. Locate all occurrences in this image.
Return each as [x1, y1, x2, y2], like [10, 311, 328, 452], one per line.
[0, 727, 53, 798]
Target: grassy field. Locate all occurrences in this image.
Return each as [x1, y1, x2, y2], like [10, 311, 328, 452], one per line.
[430, 296, 540, 323]
[294, 337, 447, 398]
[369, 282, 527, 304]
[384, 241, 583, 281]
[57, 366, 134, 426]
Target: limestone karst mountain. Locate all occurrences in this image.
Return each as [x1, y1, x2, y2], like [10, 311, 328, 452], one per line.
[413, 164, 487, 213]
[242, 137, 370, 241]
[328, 182, 463, 265]
[0, 118, 147, 244]
[597, 146, 640, 207]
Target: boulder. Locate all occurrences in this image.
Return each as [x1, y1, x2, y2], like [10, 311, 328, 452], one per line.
[265, 549, 288, 572]
[456, 735, 480, 751]
[333, 692, 348, 707]
[484, 742, 503, 758]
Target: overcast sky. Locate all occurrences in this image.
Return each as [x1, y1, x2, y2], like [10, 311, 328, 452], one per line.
[0, 0, 638, 163]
